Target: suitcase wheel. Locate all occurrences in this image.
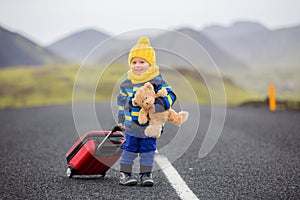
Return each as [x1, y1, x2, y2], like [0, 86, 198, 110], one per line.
[66, 166, 74, 178]
[100, 172, 106, 177]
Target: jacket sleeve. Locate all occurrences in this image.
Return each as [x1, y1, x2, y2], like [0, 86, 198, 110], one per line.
[153, 81, 177, 112]
[117, 84, 127, 124]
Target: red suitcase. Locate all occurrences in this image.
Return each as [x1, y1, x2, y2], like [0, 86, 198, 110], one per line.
[66, 126, 125, 178]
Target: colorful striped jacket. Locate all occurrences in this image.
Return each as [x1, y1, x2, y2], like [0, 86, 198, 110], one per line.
[117, 74, 176, 138]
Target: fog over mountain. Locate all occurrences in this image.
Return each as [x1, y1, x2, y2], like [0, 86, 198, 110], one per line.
[46, 27, 247, 70]
[1, 21, 300, 69]
[201, 21, 300, 67]
[202, 21, 269, 40]
[47, 29, 111, 63]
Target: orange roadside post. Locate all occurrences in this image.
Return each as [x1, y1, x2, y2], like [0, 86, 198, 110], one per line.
[269, 84, 276, 111]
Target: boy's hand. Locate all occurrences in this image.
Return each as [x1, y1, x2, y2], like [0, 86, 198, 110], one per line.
[118, 123, 125, 129]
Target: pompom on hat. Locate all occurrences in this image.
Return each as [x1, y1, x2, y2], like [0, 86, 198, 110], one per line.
[128, 36, 156, 66]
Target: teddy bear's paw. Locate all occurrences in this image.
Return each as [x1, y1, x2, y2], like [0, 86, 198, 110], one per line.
[179, 111, 189, 123]
[153, 132, 161, 138]
[138, 116, 148, 124]
[145, 125, 162, 138]
[157, 88, 168, 97]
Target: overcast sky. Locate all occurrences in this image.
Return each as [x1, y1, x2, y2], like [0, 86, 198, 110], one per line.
[1, 0, 300, 45]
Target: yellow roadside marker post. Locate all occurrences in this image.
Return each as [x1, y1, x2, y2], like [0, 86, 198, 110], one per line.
[269, 84, 276, 111]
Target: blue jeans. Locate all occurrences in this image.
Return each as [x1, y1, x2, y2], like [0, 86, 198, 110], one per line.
[120, 134, 156, 167]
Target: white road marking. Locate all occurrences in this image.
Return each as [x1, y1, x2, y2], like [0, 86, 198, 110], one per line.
[155, 155, 199, 200]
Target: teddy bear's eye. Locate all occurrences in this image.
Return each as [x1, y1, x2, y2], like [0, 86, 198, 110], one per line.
[145, 97, 148, 99]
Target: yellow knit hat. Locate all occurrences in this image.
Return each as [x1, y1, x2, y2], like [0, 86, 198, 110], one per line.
[128, 36, 156, 66]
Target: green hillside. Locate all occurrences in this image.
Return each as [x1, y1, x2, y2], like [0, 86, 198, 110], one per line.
[0, 64, 260, 109]
[223, 64, 300, 101]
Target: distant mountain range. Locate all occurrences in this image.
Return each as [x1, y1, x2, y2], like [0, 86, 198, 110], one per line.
[67, 27, 247, 70]
[46, 27, 247, 70]
[1, 21, 300, 69]
[0, 26, 66, 68]
[47, 29, 111, 63]
[201, 21, 300, 67]
[202, 21, 269, 40]
[45, 21, 300, 69]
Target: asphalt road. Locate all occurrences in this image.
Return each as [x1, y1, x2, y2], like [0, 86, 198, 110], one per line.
[0, 103, 299, 199]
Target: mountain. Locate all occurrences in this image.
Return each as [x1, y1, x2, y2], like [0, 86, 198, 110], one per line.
[46, 27, 247, 70]
[47, 29, 111, 63]
[201, 21, 300, 67]
[202, 21, 269, 40]
[96, 28, 248, 70]
[172, 28, 247, 69]
[0, 26, 66, 68]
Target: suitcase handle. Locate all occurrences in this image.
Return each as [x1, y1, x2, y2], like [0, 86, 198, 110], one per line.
[110, 125, 124, 134]
[96, 126, 124, 151]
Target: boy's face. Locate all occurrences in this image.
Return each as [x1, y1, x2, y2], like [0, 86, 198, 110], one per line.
[130, 57, 150, 75]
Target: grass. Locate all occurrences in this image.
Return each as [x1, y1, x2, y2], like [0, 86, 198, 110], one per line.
[222, 64, 300, 101]
[0, 64, 77, 108]
[0, 64, 261, 109]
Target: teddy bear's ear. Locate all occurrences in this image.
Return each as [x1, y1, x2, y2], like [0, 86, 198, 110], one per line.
[132, 98, 138, 106]
[144, 82, 154, 90]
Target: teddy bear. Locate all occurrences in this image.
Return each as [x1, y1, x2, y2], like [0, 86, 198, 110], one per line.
[132, 82, 189, 138]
